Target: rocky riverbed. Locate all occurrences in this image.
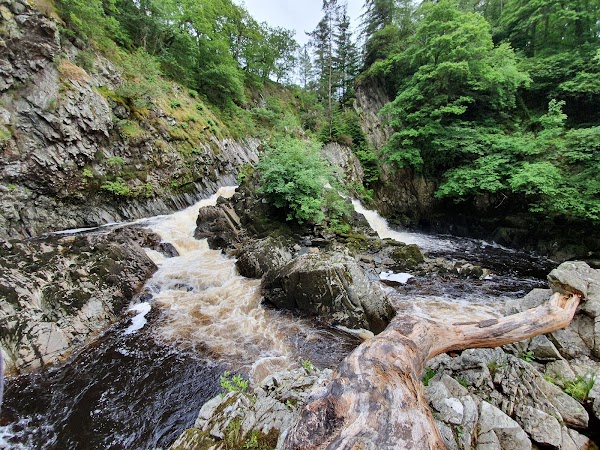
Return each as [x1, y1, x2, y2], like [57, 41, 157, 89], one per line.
[179, 180, 600, 450]
[170, 261, 600, 450]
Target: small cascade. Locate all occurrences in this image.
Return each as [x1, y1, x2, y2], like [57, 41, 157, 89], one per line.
[139, 186, 299, 379]
[351, 198, 551, 321]
[351, 199, 456, 251]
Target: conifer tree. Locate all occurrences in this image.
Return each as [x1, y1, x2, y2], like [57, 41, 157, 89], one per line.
[334, 3, 360, 102]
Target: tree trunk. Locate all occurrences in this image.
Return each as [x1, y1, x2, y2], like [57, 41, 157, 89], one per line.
[283, 292, 581, 450]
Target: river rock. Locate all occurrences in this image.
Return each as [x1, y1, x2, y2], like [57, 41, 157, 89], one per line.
[236, 236, 293, 279]
[262, 252, 394, 333]
[427, 347, 589, 439]
[195, 203, 242, 250]
[548, 261, 600, 298]
[516, 405, 562, 447]
[477, 401, 532, 450]
[389, 243, 425, 271]
[526, 335, 563, 361]
[544, 360, 577, 388]
[0, 226, 158, 373]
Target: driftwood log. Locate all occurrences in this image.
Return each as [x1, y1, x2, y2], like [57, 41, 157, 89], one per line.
[283, 292, 582, 450]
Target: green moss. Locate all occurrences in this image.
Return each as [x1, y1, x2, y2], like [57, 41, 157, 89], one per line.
[96, 86, 128, 109]
[118, 121, 147, 140]
[170, 429, 216, 450]
[168, 125, 188, 141]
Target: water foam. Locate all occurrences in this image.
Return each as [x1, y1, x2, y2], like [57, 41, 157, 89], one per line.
[141, 186, 296, 379]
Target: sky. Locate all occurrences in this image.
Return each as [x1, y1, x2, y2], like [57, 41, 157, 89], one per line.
[234, 0, 365, 46]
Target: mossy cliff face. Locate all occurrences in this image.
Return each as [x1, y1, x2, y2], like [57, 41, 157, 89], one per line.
[0, 0, 258, 238]
[353, 80, 436, 226]
[354, 80, 600, 261]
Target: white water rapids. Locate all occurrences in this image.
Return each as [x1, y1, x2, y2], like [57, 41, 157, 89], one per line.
[133, 187, 302, 382]
[129, 187, 504, 377]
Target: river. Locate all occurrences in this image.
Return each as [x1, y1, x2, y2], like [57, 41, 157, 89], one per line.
[0, 187, 553, 449]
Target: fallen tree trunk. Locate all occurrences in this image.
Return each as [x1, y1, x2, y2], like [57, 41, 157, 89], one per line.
[283, 291, 582, 450]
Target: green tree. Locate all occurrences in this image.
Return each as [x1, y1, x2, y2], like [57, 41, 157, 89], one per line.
[58, 0, 127, 47]
[334, 4, 360, 102]
[381, 0, 529, 171]
[297, 44, 314, 89]
[257, 138, 333, 223]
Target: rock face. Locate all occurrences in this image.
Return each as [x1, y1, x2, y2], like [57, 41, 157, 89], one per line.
[321, 142, 364, 185]
[262, 252, 394, 333]
[170, 367, 333, 450]
[0, 226, 160, 373]
[236, 236, 294, 279]
[0, 0, 258, 238]
[354, 80, 436, 223]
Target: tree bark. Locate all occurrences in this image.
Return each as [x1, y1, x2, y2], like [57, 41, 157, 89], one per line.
[283, 292, 582, 450]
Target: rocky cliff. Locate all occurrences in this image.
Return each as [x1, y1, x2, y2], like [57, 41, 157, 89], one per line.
[0, 0, 258, 238]
[354, 79, 600, 261]
[354, 79, 436, 225]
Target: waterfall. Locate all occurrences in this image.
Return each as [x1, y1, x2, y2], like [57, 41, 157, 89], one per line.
[350, 199, 457, 251]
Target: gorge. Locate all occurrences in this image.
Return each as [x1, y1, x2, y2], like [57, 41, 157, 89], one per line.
[1, 0, 600, 449]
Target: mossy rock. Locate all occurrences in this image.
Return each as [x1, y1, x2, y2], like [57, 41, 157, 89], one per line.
[169, 428, 216, 450]
[390, 244, 425, 270]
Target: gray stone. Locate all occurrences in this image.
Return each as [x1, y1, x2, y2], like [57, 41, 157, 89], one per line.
[477, 430, 502, 450]
[506, 289, 552, 314]
[516, 405, 562, 448]
[194, 204, 242, 249]
[536, 376, 589, 429]
[544, 360, 576, 387]
[550, 327, 591, 359]
[440, 374, 469, 398]
[435, 420, 459, 450]
[568, 428, 591, 449]
[548, 261, 600, 298]
[478, 402, 532, 450]
[527, 335, 563, 361]
[236, 236, 293, 279]
[262, 252, 394, 333]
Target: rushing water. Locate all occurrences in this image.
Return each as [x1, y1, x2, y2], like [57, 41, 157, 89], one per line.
[0, 188, 554, 449]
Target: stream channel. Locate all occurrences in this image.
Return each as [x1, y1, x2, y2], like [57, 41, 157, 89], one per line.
[0, 187, 554, 449]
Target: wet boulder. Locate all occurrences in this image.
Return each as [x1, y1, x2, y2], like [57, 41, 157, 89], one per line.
[236, 236, 293, 279]
[388, 243, 425, 271]
[194, 204, 242, 250]
[262, 252, 394, 333]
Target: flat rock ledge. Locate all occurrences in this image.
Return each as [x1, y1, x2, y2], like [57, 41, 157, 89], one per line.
[0, 226, 162, 373]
